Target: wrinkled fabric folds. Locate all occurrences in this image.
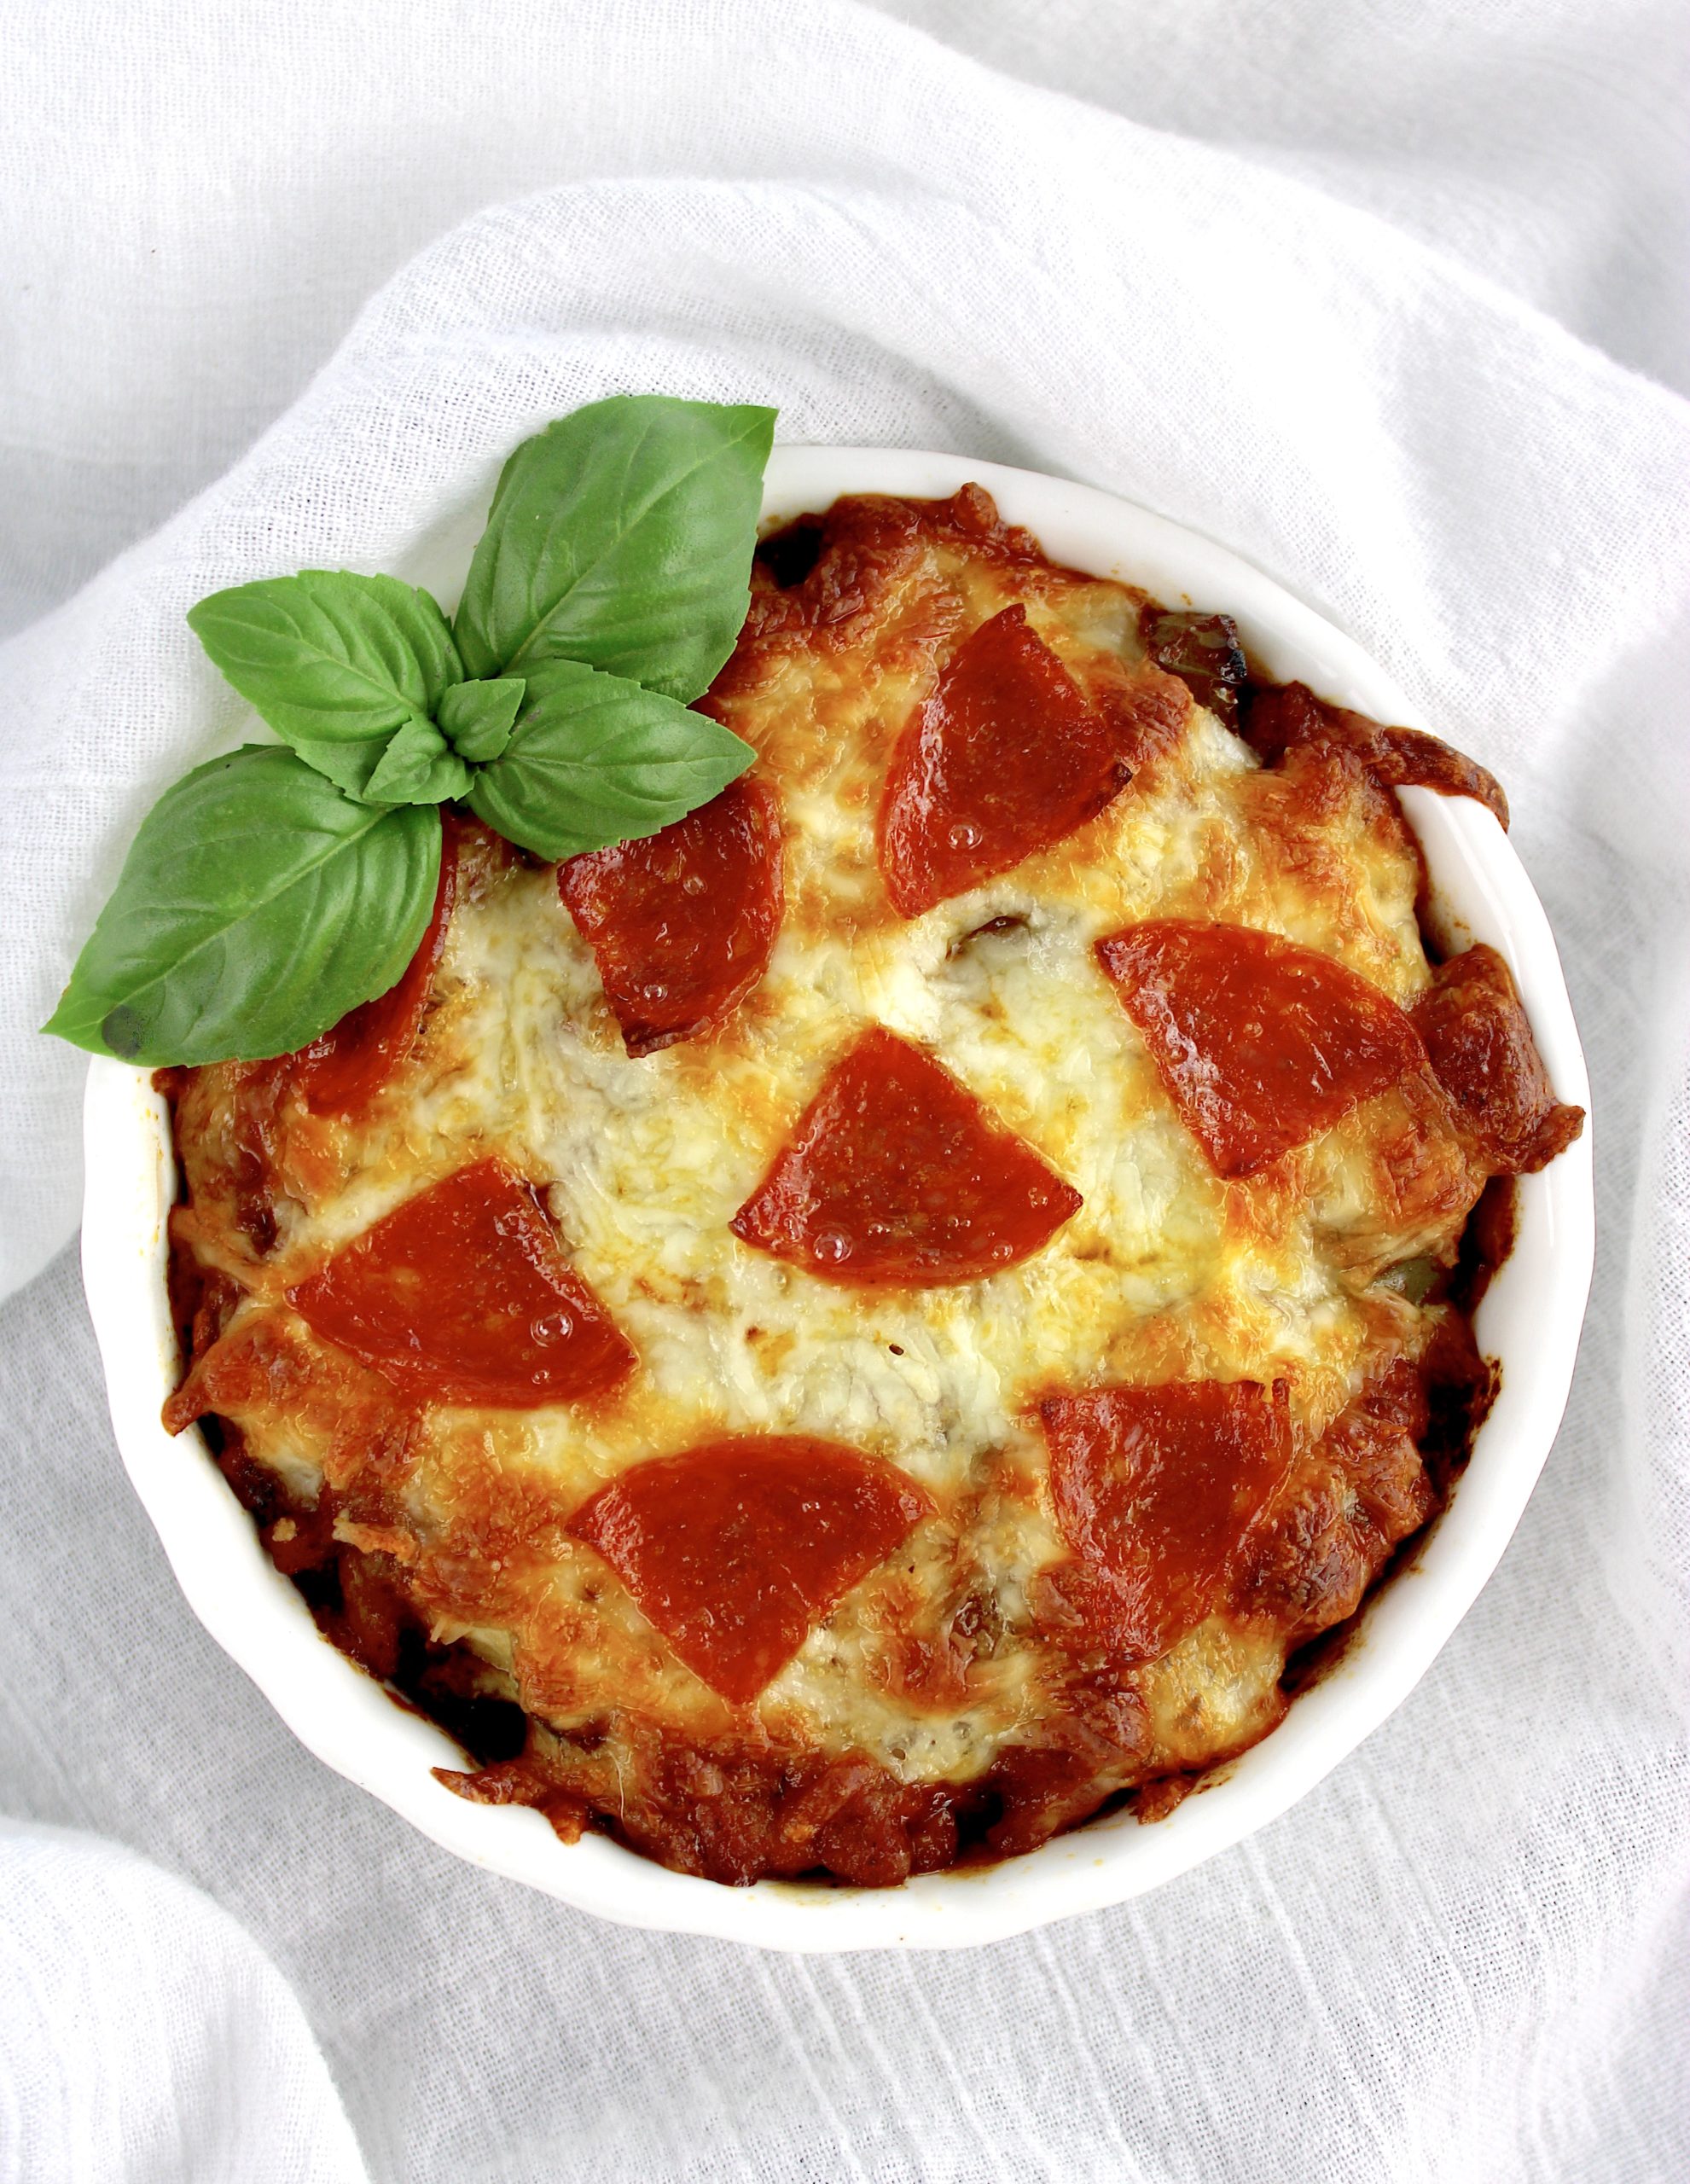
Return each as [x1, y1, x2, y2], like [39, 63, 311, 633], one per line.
[0, 2, 1685, 2178]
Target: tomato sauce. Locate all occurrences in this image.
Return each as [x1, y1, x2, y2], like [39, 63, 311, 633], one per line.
[730, 1025, 1082, 1286]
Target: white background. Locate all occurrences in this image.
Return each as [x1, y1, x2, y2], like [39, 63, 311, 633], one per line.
[0, 3, 1685, 2177]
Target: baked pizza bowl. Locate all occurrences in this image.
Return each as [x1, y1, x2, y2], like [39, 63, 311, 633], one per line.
[80, 445, 1593, 1950]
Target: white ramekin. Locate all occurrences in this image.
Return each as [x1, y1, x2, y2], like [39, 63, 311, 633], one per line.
[80, 448, 1594, 1952]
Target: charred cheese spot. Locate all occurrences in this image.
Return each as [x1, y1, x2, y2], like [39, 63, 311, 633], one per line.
[162, 488, 1549, 1885]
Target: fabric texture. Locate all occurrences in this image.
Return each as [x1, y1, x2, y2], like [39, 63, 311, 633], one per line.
[1, 1, 1686, 2177]
[0, 1821, 365, 2184]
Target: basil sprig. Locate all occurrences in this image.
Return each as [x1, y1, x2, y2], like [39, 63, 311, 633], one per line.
[454, 398, 775, 694]
[469, 659, 756, 862]
[182, 571, 464, 799]
[46, 750, 441, 1066]
[45, 395, 774, 1067]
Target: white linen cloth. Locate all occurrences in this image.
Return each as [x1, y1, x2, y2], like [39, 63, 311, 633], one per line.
[0, 1822, 365, 2184]
[1, 2, 1686, 2177]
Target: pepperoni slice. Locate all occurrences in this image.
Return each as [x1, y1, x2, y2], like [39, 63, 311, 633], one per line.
[287, 1158, 634, 1408]
[1095, 919, 1425, 1177]
[1243, 682, 1509, 829]
[878, 606, 1130, 918]
[1409, 943, 1583, 1174]
[729, 1025, 1082, 1287]
[568, 1435, 932, 1703]
[560, 777, 782, 1056]
[1039, 1380, 1292, 1662]
[295, 815, 459, 1117]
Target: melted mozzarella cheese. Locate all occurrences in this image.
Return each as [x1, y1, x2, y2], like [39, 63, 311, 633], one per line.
[180, 509, 1476, 1793]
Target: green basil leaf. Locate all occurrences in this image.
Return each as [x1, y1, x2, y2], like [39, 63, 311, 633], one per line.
[44, 746, 439, 1066]
[187, 571, 463, 797]
[453, 395, 775, 698]
[438, 676, 525, 763]
[363, 720, 472, 806]
[467, 658, 754, 861]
